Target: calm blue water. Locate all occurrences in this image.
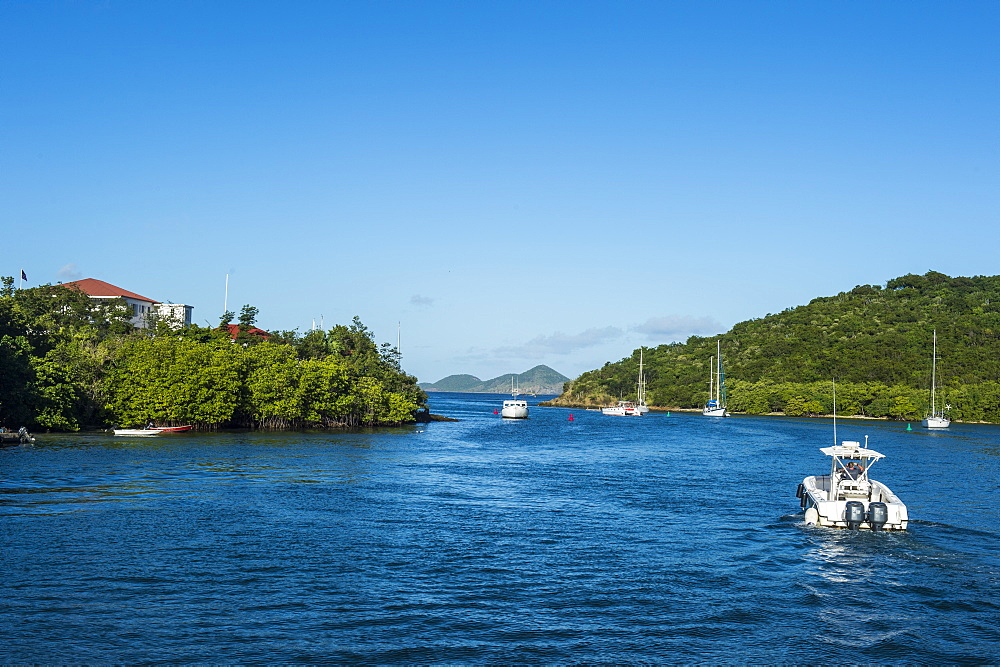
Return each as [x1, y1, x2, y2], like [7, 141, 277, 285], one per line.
[2, 392, 999, 663]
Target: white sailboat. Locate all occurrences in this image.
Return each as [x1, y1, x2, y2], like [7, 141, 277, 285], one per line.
[500, 376, 529, 419]
[922, 330, 951, 429]
[602, 348, 649, 416]
[702, 340, 729, 417]
[636, 347, 649, 414]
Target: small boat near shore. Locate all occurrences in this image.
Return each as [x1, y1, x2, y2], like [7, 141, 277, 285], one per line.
[0, 426, 35, 444]
[113, 425, 193, 436]
[796, 436, 908, 531]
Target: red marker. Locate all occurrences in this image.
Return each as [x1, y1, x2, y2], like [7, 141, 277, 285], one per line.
[568, 414, 574, 421]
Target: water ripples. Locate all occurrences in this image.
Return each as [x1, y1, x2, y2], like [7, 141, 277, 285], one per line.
[2, 397, 999, 663]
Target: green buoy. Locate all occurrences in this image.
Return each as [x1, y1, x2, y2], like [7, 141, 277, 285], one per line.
[906, 423, 912, 431]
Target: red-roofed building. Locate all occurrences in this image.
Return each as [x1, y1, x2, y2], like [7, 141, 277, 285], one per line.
[221, 324, 270, 341]
[62, 278, 193, 329]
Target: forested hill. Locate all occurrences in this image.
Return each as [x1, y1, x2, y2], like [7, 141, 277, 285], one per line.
[548, 271, 1000, 422]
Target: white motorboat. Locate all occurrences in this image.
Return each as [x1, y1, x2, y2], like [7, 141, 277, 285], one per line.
[112, 425, 193, 436]
[702, 340, 729, 417]
[796, 436, 908, 531]
[500, 376, 528, 419]
[922, 330, 951, 429]
[501, 398, 529, 419]
[113, 428, 162, 436]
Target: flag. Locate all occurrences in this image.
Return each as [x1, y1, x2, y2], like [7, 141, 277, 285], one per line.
[20, 269, 27, 281]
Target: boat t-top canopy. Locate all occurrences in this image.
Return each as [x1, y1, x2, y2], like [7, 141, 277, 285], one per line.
[820, 441, 886, 461]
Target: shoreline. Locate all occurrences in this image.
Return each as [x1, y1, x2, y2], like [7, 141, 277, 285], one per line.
[539, 401, 969, 423]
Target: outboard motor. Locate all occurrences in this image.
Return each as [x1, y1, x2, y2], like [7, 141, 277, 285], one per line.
[868, 502, 888, 531]
[844, 501, 865, 530]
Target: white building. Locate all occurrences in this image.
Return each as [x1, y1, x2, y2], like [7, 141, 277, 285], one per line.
[154, 302, 194, 328]
[62, 278, 193, 329]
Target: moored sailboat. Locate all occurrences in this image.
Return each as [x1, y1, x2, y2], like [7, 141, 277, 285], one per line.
[602, 348, 648, 416]
[922, 330, 951, 429]
[636, 347, 649, 414]
[702, 340, 729, 417]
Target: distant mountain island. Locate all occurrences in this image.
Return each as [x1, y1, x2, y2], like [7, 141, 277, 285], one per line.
[420, 365, 570, 395]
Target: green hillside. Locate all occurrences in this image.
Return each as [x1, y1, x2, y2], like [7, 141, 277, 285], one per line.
[421, 365, 569, 394]
[547, 271, 1000, 422]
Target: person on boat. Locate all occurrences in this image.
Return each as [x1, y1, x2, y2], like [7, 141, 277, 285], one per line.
[844, 462, 861, 479]
[146, 422, 155, 429]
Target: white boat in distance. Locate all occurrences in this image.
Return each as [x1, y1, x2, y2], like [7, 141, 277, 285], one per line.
[500, 376, 528, 419]
[602, 348, 649, 416]
[702, 340, 729, 417]
[922, 330, 951, 429]
[601, 400, 641, 417]
[796, 436, 908, 531]
[113, 425, 193, 436]
[636, 348, 649, 414]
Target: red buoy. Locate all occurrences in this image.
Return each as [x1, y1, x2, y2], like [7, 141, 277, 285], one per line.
[568, 414, 575, 421]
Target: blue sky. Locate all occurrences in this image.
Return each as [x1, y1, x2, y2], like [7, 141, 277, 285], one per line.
[3, 0, 998, 383]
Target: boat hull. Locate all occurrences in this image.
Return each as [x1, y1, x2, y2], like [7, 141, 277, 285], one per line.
[798, 474, 908, 530]
[113, 425, 193, 436]
[702, 407, 729, 417]
[922, 415, 951, 429]
[500, 401, 528, 419]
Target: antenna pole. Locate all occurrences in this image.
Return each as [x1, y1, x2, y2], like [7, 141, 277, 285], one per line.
[223, 273, 229, 315]
[833, 378, 838, 446]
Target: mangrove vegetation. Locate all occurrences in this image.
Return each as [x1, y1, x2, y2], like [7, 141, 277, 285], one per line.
[0, 277, 425, 431]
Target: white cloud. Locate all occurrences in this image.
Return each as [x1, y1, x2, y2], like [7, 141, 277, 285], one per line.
[410, 294, 434, 307]
[631, 315, 722, 340]
[56, 263, 83, 283]
[491, 326, 624, 359]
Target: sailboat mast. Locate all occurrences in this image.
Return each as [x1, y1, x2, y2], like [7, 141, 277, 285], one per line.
[716, 340, 722, 403]
[708, 355, 714, 401]
[931, 330, 937, 414]
[833, 378, 838, 447]
[637, 347, 645, 403]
